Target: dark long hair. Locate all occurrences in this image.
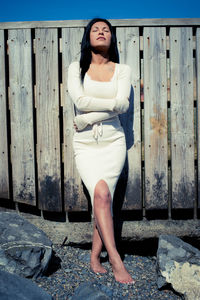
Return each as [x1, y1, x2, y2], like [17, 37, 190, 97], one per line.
[80, 18, 119, 82]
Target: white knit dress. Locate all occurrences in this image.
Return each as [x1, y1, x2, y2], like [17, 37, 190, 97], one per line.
[68, 61, 131, 214]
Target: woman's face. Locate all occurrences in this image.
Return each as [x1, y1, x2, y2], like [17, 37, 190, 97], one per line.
[90, 21, 112, 52]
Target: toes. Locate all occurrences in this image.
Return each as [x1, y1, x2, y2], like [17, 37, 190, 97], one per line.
[119, 279, 135, 284]
[128, 279, 135, 284]
[90, 265, 107, 274]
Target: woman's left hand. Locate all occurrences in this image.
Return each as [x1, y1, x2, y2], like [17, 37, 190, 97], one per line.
[73, 115, 88, 131]
[73, 121, 78, 131]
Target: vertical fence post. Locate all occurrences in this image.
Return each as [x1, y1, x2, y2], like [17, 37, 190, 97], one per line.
[0, 30, 9, 199]
[35, 28, 62, 211]
[197, 28, 200, 209]
[62, 27, 88, 211]
[8, 29, 36, 205]
[143, 27, 168, 210]
[116, 27, 142, 210]
[170, 27, 195, 209]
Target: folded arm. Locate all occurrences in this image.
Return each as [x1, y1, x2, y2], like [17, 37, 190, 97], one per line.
[74, 111, 119, 131]
[73, 64, 132, 130]
[67, 62, 115, 112]
[68, 61, 132, 131]
[68, 62, 132, 114]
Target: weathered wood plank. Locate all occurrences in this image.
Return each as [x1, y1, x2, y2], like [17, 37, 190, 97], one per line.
[35, 28, 62, 211]
[170, 27, 195, 208]
[0, 30, 9, 199]
[116, 27, 142, 210]
[197, 28, 200, 208]
[8, 29, 36, 204]
[0, 18, 200, 30]
[143, 27, 168, 210]
[62, 27, 88, 211]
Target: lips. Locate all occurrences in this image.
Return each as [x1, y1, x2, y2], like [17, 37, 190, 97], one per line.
[97, 37, 106, 40]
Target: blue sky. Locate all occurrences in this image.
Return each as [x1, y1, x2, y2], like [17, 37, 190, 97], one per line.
[0, 0, 200, 22]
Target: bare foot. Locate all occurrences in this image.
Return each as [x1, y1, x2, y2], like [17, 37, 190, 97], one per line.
[90, 258, 107, 274]
[110, 256, 135, 284]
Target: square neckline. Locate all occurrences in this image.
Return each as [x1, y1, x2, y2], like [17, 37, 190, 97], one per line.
[85, 63, 118, 83]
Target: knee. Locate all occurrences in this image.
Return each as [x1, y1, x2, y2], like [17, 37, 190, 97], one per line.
[94, 182, 111, 209]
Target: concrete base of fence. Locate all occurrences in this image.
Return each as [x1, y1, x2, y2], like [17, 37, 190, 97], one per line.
[20, 213, 200, 246]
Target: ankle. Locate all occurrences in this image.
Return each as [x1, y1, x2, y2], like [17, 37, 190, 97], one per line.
[109, 252, 122, 265]
[91, 252, 100, 261]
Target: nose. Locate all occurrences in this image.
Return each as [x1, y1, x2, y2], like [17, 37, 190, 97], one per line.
[98, 30, 104, 35]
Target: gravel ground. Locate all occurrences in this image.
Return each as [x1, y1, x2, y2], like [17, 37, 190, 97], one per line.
[32, 244, 181, 300]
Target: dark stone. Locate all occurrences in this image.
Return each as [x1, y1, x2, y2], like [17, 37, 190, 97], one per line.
[0, 212, 52, 278]
[71, 282, 110, 300]
[0, 269, 52, 300]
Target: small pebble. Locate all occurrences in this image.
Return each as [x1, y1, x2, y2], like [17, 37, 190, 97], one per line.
[31, 245, 182, 299]
[65, 268, 72, 273]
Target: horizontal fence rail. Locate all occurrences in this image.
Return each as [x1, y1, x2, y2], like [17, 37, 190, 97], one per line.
[0, 19, 200, 219]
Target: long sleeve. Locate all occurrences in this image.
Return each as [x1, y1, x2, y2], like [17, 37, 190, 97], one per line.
[68, 62, 132, 131]
[67, 62, 116, 112]
[74, 111, 119, 131]
[67, 62, 131, 114]
[114, 64, 131, 114]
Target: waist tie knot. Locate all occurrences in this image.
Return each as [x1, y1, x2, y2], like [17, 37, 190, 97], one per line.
[92, 122, 103, 143]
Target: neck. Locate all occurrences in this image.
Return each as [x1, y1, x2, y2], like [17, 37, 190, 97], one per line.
[91, 50, 109, 65]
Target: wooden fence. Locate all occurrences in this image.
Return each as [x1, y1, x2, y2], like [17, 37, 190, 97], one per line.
[0, 18, 200, 219]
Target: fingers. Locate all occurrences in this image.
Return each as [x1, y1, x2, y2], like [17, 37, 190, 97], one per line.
[73, 121, 78, 131]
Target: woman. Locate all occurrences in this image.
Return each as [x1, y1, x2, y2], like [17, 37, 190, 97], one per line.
[68, 18, 134, 284]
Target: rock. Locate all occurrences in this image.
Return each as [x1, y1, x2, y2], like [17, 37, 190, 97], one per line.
[0, 269, 52, 300]
[156, 234, 200, 300]
[0, 212, 52, 278]
[78, 252, 90, 263]
[71, 282, 110, 300]
[26, 214, 200, 245]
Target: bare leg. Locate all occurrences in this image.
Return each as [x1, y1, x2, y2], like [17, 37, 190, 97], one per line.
[90, 221, 107, 273]
[93, 180, 134, 284]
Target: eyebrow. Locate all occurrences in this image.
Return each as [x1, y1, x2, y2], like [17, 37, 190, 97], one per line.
[92, 26, 109, 30]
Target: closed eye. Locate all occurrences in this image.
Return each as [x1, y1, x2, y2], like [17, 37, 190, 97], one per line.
[92, 26, 110, 32]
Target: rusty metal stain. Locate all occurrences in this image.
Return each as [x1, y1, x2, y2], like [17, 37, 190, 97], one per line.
[150, 111, 167, 137]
